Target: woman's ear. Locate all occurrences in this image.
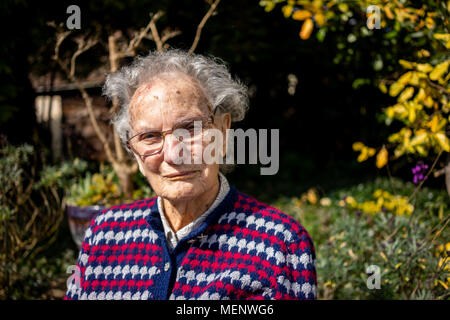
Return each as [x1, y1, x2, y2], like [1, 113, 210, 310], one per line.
[221, 113, 231, 132]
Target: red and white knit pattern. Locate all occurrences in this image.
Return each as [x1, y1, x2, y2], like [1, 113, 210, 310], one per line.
[65, 188, 317, 300]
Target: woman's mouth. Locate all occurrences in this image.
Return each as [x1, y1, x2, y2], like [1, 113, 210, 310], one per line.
[163, 170, 199, 180]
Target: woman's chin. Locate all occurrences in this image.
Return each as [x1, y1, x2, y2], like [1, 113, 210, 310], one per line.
[159, 180, 204, 201]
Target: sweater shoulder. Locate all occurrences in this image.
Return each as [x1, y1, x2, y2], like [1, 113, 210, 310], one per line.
[87, 196, 158, 236]
[217, 190, 312, 247]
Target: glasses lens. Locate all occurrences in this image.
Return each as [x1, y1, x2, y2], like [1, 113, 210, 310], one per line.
[129, 117, 214, 156]
[130, 132, 163, 155]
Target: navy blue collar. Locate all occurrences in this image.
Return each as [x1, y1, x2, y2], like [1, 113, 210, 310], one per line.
[144, 185, 238, 247]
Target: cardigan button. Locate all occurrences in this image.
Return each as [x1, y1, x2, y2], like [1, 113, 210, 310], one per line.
[164, 262, 170, 272]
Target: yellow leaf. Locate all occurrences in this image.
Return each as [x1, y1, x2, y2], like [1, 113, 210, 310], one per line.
[416, 63, 433, 73]
[292, 10, 312, 21]
[424, 95, 434, 108]
[299, 18, 314, 40]
[384, 6, 394, 19]
[399, 59, 414, 69]
[410, 130, 428, 146]
[434, 33, 450, 49]
[352, 142, 364, 151]
[435, 132, 450, 152]
[263, 1, 276, 12]
[379, 82, 387, 93]
[357, 146, 376, 162]
[386, 107, 394, 119]
[434, 33, 450, 42]
[282, 5, 293, 18]
[376, 147, 388, 168]
[429, 60, 449, 81]
[408, 107, 416, 123]
[416, 49, 430, 58]
[390, 81, 405, 97]
[307, 188, 318, 204]
[415, 88, 426, 103]
[429, 114, 439, 132]
[438, 280, 448, 290]
[425, 17, 435, 29]
[348, 249, 357, 260]
[398, 71, 413, 84]
[315, 12, 325, 27]
[338, 3, 348, 13]
[398, 87, 414, 103]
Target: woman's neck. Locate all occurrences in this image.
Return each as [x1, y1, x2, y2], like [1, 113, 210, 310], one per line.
[162, 178, 220, 232]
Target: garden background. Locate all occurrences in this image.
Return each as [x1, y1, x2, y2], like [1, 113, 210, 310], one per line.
[0, 0, 449, 299]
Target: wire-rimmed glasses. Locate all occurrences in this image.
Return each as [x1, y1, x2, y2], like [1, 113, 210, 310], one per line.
[126, 113, 216, 158]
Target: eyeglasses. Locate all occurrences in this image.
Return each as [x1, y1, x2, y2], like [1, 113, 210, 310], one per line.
[127, 112, 217, 157]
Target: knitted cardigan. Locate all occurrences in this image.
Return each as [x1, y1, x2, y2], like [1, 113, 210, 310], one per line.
[64, 185, 317, 300]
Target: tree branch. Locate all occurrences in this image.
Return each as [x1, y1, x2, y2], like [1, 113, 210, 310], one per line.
[149, 11, 164, 51]
[70, 36, 99, 78]
[51, 30, 117, 167]
[189, 0, 221, 54]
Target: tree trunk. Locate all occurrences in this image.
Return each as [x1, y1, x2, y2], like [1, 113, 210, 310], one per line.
[113, 163, 135, 200]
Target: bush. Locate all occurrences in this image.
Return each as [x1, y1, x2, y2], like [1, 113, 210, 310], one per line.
[0, 143, 70, 299]
[275, 177, 450, 299]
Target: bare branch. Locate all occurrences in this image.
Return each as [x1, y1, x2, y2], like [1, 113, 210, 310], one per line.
[70, 36, 99, 77]
[125, 14, 156, 55]
[161, 28, 182, 45]
[51, 24, 71, 65]
[189, 0, 221, 54]
[149, 11, 164, 51]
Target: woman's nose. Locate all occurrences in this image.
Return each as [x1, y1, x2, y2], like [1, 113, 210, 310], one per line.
[163, 133, 186, 165]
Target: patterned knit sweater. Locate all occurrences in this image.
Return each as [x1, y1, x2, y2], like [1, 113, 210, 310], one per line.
[65, 185, 317, 300]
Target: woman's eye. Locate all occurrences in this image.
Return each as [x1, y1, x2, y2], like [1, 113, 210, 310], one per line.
[181, 123, 197, 131]
[141, 133, 158, 140]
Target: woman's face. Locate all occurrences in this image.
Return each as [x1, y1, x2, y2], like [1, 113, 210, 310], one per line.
[128, 73, 229, 201]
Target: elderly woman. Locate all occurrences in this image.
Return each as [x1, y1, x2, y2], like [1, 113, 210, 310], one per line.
[65, 49, 316, 300]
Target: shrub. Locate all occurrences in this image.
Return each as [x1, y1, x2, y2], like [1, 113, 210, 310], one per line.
[276, 177, 450, 299]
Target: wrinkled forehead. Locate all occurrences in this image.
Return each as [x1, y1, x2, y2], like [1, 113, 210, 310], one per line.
[129, 73, 212, 123]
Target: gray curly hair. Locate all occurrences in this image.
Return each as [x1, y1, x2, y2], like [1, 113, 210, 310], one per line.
[103, 49, 249, 153]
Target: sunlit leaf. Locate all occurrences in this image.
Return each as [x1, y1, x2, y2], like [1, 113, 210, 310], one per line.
[376, 147, 388, 168]
[430, 60, 449, 81]
[282, 4, 293, 18]
[390, 81, 405, 97]
[384, 6, 394, 19]
[434, 132, 450, 152]
[398, 87, 414, 102]
[399, 59, 414, 69]
[292, 10, 312, 21]
[315, 12, 325, 26]
[300, 18, 314, 40]
[416, 63, 433, 73]
[352, 142, 364, 151]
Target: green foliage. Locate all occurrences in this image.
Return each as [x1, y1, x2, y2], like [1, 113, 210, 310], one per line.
[260, 0, 450, 174]
[275, 177, 450, 299]
[4, 248, 76, 300]
[65, 164, 155, 207]
[0, 143, 67, 299]
[0, 143, 155, 299]
[35, 158, 88, 190]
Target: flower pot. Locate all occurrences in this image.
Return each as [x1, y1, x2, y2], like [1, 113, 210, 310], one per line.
[66, 205, 104, 249]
